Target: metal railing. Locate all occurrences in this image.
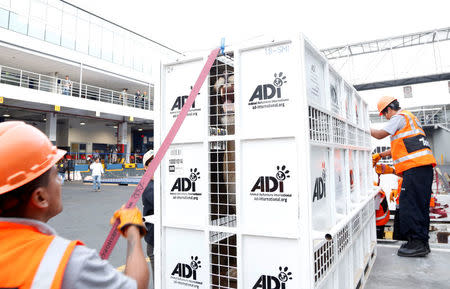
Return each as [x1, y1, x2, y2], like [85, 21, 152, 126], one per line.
[0, 64, 153, 110]
[370, 104, 450, 128]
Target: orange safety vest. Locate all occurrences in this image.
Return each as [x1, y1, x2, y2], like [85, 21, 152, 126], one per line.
[0, 221, 83, 289]
[376, 190, 390, 226]
[390, 110, 436, 174]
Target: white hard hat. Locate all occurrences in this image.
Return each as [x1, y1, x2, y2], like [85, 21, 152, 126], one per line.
[143, 150, 154, 166]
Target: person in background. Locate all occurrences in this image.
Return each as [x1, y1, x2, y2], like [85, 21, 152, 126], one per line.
[62, 75, 72, 96]
[121, 88, 128, 105]
[371, 96, 436, 257]
[67, 156, 74, 182]
[0, 121, 149, 289]
[134, 90, 141, 108]
[90, 157, 104, 192]
[141, 149, 155, 287]
[142, 91, 148, 109]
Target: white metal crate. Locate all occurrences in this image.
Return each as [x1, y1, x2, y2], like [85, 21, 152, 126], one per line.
[156, 35, 376, 289]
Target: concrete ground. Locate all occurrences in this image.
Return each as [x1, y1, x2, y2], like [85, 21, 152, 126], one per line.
[48, 182, 146, 267]
[365, 243, 450, 289]
[51, 182, 450, 289]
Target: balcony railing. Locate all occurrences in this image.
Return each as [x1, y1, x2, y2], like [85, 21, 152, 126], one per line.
[370, 104, 449, 127]
[0, 64, 153, 110]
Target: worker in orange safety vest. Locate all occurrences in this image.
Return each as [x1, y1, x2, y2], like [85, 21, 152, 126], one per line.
[0, 121, 149, 289]
[374, 183, 390, 239]
[371, 96, 436, 257]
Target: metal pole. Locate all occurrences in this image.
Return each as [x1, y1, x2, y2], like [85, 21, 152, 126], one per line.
[444, 105, 448, 126]
[20, 70, 23, 87]
[79, 63, 83, 98]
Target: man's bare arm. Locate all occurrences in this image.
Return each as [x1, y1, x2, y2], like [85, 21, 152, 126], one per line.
[123, 226, 149, 289]
[371, 128, 390, 140]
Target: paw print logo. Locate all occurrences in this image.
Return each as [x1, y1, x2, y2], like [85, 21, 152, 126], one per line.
[278, 266, 293, 283]
[190, 256, 201, 270]
[276, 165, 290, 181]
[273, 72, 287, 87]
[189, 168, 200, 182]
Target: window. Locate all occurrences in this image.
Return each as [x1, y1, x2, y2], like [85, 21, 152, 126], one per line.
[0, 0, 10, 9]
[101, 27, 113, 61]
[113, 31, 124, 65]
[45, 6, 62, 45]
[29, 0, 46, 20]
[76, 17, 89, 53]
[9, 12, 28, 34]
[133, 41, 144, 72]
[0, 8, 9, 28]
[61, 12, 76, 49]
[28, 18, 45, 39]
[89, 22, 101, 57]
[123, 34, 133, 68]
[10, 0, 29, 16]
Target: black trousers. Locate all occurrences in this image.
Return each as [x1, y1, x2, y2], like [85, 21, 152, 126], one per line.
[399, 165, 433, 241]
[376, 225, 385, 239]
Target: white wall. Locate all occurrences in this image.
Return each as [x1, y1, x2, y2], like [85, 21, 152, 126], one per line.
[68, 118, 131, 151]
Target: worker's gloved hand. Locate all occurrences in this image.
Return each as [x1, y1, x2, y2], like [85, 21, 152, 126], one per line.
[390, 189, 398, 203]
[110, 206, 147, 237]
[375, 164, 395, 175]
[372, 153, 381, 167]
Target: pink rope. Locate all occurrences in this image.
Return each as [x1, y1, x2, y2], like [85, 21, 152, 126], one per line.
[99, 48, 220, 259]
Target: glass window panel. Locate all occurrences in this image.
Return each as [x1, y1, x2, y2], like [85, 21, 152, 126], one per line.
[62, 3, 77, 15]
[0, 0, 10, 9]
[123, 36, 133, 68]
[10, 0, 29, 15]
[9, 12, 28, 34]
[45, 25, 61, 44]
[77, 9, 89, 21]
[30, 0, 46, 20]
[143, 51, 152, 75]
[0, 8, 9, 28]
[89, 22, 101, 57]
[133, 41, 143, 72]
[28, 18, 45, 39]
[101, 28, 113, 61]
[61, 12, 76, 49]
[113, 32, 124, 65]
[47, 6, 61, 27]
[76, 18, 89, 53]
[47, 0, 62, 10]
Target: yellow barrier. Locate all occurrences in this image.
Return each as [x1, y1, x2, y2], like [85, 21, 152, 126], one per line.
[124, 163, 136, 169]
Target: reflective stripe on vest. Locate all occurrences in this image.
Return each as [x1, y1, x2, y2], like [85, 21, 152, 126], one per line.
[390, 113, 424, 141]
[392, 149, 435, 165]
[30, 236, 71, 289]
[376, 210, 389, 221]
[391, 110, 436, 173]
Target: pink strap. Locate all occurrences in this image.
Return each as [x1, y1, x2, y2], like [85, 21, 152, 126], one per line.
[99, 48, 220, 259]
